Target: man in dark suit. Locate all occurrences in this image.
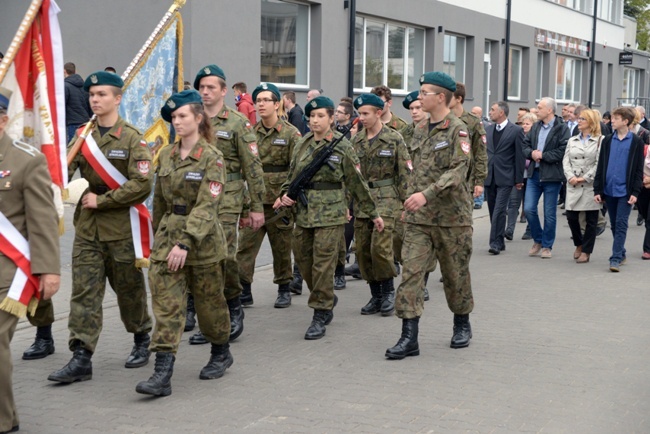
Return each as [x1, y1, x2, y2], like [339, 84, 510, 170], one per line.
[484, 101, 525, 254]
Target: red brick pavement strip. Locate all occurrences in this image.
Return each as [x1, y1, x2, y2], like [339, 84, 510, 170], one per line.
[9, 208, 650, 433]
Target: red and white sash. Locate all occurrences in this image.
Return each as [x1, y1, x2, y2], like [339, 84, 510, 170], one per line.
[80, 133, 153, 267]
[0, 211, 40, 317]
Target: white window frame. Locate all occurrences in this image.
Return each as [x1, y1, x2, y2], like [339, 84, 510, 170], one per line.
[598, 0, 622, 25]
[354, 17, 425, 94]
[623, 67, 641, 99]
[555, 55, 582, 103]
[260, 0, 311, 89]
[442, 33, 466, 84]
[508, 46, 523, 100]
[536, 50, 546, 101]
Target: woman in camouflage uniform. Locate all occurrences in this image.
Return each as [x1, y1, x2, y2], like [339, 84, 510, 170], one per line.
[135, 90, 230, 397]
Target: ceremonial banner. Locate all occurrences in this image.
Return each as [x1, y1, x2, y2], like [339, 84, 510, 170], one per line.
[1, 0, 66, 192]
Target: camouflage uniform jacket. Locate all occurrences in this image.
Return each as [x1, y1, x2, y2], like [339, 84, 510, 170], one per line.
[351, 124, 411, 219]
[254, 118, 301, 204]
[459, 110, 488, 187]
[68, 117, 153, 242]
[209, 105, 265, 215]
[281, 130, 379, 228]
[151, 138, 226, 265]
[387, 112, 409, 134]
[401, 122, 417, 152]
[405, 112, 472, 227]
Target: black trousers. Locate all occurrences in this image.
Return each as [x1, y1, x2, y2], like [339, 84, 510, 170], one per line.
[486, 184, 513, 250]
[636, 188, 650, 253]
[566, 210, 599, 254]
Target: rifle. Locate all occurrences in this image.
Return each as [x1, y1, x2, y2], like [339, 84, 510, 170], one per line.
[287, 118, 359, 206]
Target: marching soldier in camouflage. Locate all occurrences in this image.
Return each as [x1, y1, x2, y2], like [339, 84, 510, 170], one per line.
[236, 83, 301, 308]
[386, 72, 475, 360]
[351, 94, 411, 317]
[450, 83, 488, 203]
[275, 96, 384, 340]
[136, 90, 232, 397]
[190, 64, 266, 344]
[49, 72, 153, 384]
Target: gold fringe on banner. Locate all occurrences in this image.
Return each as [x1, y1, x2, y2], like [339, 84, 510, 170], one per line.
[135, 258, 150, 269]
[0, 297, 27, 318]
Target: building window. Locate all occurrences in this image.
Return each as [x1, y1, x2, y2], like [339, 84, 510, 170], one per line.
[591, 62, 601, 105]
[260, 0, 310, 86]
[354, 17, 424, 92]
[536, 51, 546, 101]
[598, 0, 623, 25]
[549, 0, 592, 13]
[443, 34, 466, 83]
[623, 67, 641, 99]
[508, 47, 522, 99]
[555, 55, 582, 102]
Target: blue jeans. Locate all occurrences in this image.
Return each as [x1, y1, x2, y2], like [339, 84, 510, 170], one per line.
[474, 191, 484, 206]
[523, 169, 562, 249]
[67, 124, 81, 145]
[603, 195, 632, 264]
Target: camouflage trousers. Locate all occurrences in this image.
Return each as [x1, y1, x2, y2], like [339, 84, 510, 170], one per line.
[237, 205, 293, 285]
[0, 289, 19, 431]
[68, 235, 152, 353]
[393, 218, 405, 263]
[337, 231, 346, 268]
[221, 213, 243, 301]
[149, 260, 229, 353]
[355, 216, 397, 282]
[27, 298, 54, 327]
[396, 224, 474, 319]
[293, 225, 344, 310]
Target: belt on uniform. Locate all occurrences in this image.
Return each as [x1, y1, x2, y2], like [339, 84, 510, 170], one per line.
[90, 185, 110, 195]
[262, 164, 289, 173]
[167, 204, 191, 215]
[304, 182, 342, 190]
[226, 172, 242, 182]
[367, 179, 395, 188]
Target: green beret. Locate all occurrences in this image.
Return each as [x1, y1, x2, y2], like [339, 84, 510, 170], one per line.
[193, 64, 226, 90]
[419, 71, 456, 92]
[252, 82, 280, 102]
[161, 90, 203, 122]
[305, 96, 335, 117]
[83, 71, 124, 91]
[402, 90, 420, 109]
[353, 93, 384, 110]
[0, 86, 12, 110]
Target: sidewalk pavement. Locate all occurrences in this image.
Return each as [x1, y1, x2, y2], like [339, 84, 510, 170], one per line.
[10, 204, 650, 433]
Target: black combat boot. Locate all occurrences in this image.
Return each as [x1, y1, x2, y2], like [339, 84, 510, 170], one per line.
[334, 264, 346, 290]
[184, 293, 196, 332]
[135, 352, 175, 397]
[423, 272, 430, 302]
[385, 318, 420, 359]
[290, 263, 303, 295]
[189, 331, 208, 345]
[125, 333, 151, 368]
[274, 283, 291, 308]
[200, 343, 234, 380]
[228, 297, 245, 342]
[304, 310, 329, 340]
[22, 325, 55, 360]
[323, 295, 338, 326]
[240, 281, 254, 307]
[450, 314, 472, 348]
[48, 346, 93, 383]
[380, 278, 395, 316]
[360, 281, 383, 315]
[344, 257, 362, 279]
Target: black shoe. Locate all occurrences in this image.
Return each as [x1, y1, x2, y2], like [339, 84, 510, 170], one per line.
[521, 230, 532, 240]
[125, 333, 151, 368]
[344, 259, 362, 279]
[199, 343, 234, 380]
[184, 293, 196, 332]
[380, 278, 395, 316]
[385, 318, 420, 359]
[504, 231, 513, 241]
[474, 203, 482, 209]
[394, 260, 401, 276]
[519, 215, 526, 223]
[450, 314, 472, 348]
[360, 282, 382, 315]
[423, 272, 430, 302]
[135, 352, 175, 397]
[334, 264, 346, 290]
[22, 337, 55, 360]
[323, 295, 338, 325]
[274, 283, 291, 308]
[0, 425, 19, 433]
[48, 347, 92, 383]
[488, 247, 500, 255]
[423, 287, 430, 301]
[637, 215, 645, 226]
[304, 310, 329, 340]
[189, 331, 208, 345]
[228, 297, 245, 342]
[290, 263, 303, 295]
[596, 225, 607, 236]
[240, 281, 254, 307]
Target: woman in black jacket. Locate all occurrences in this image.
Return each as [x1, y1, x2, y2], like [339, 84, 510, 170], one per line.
[593, 107, 644, 272]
